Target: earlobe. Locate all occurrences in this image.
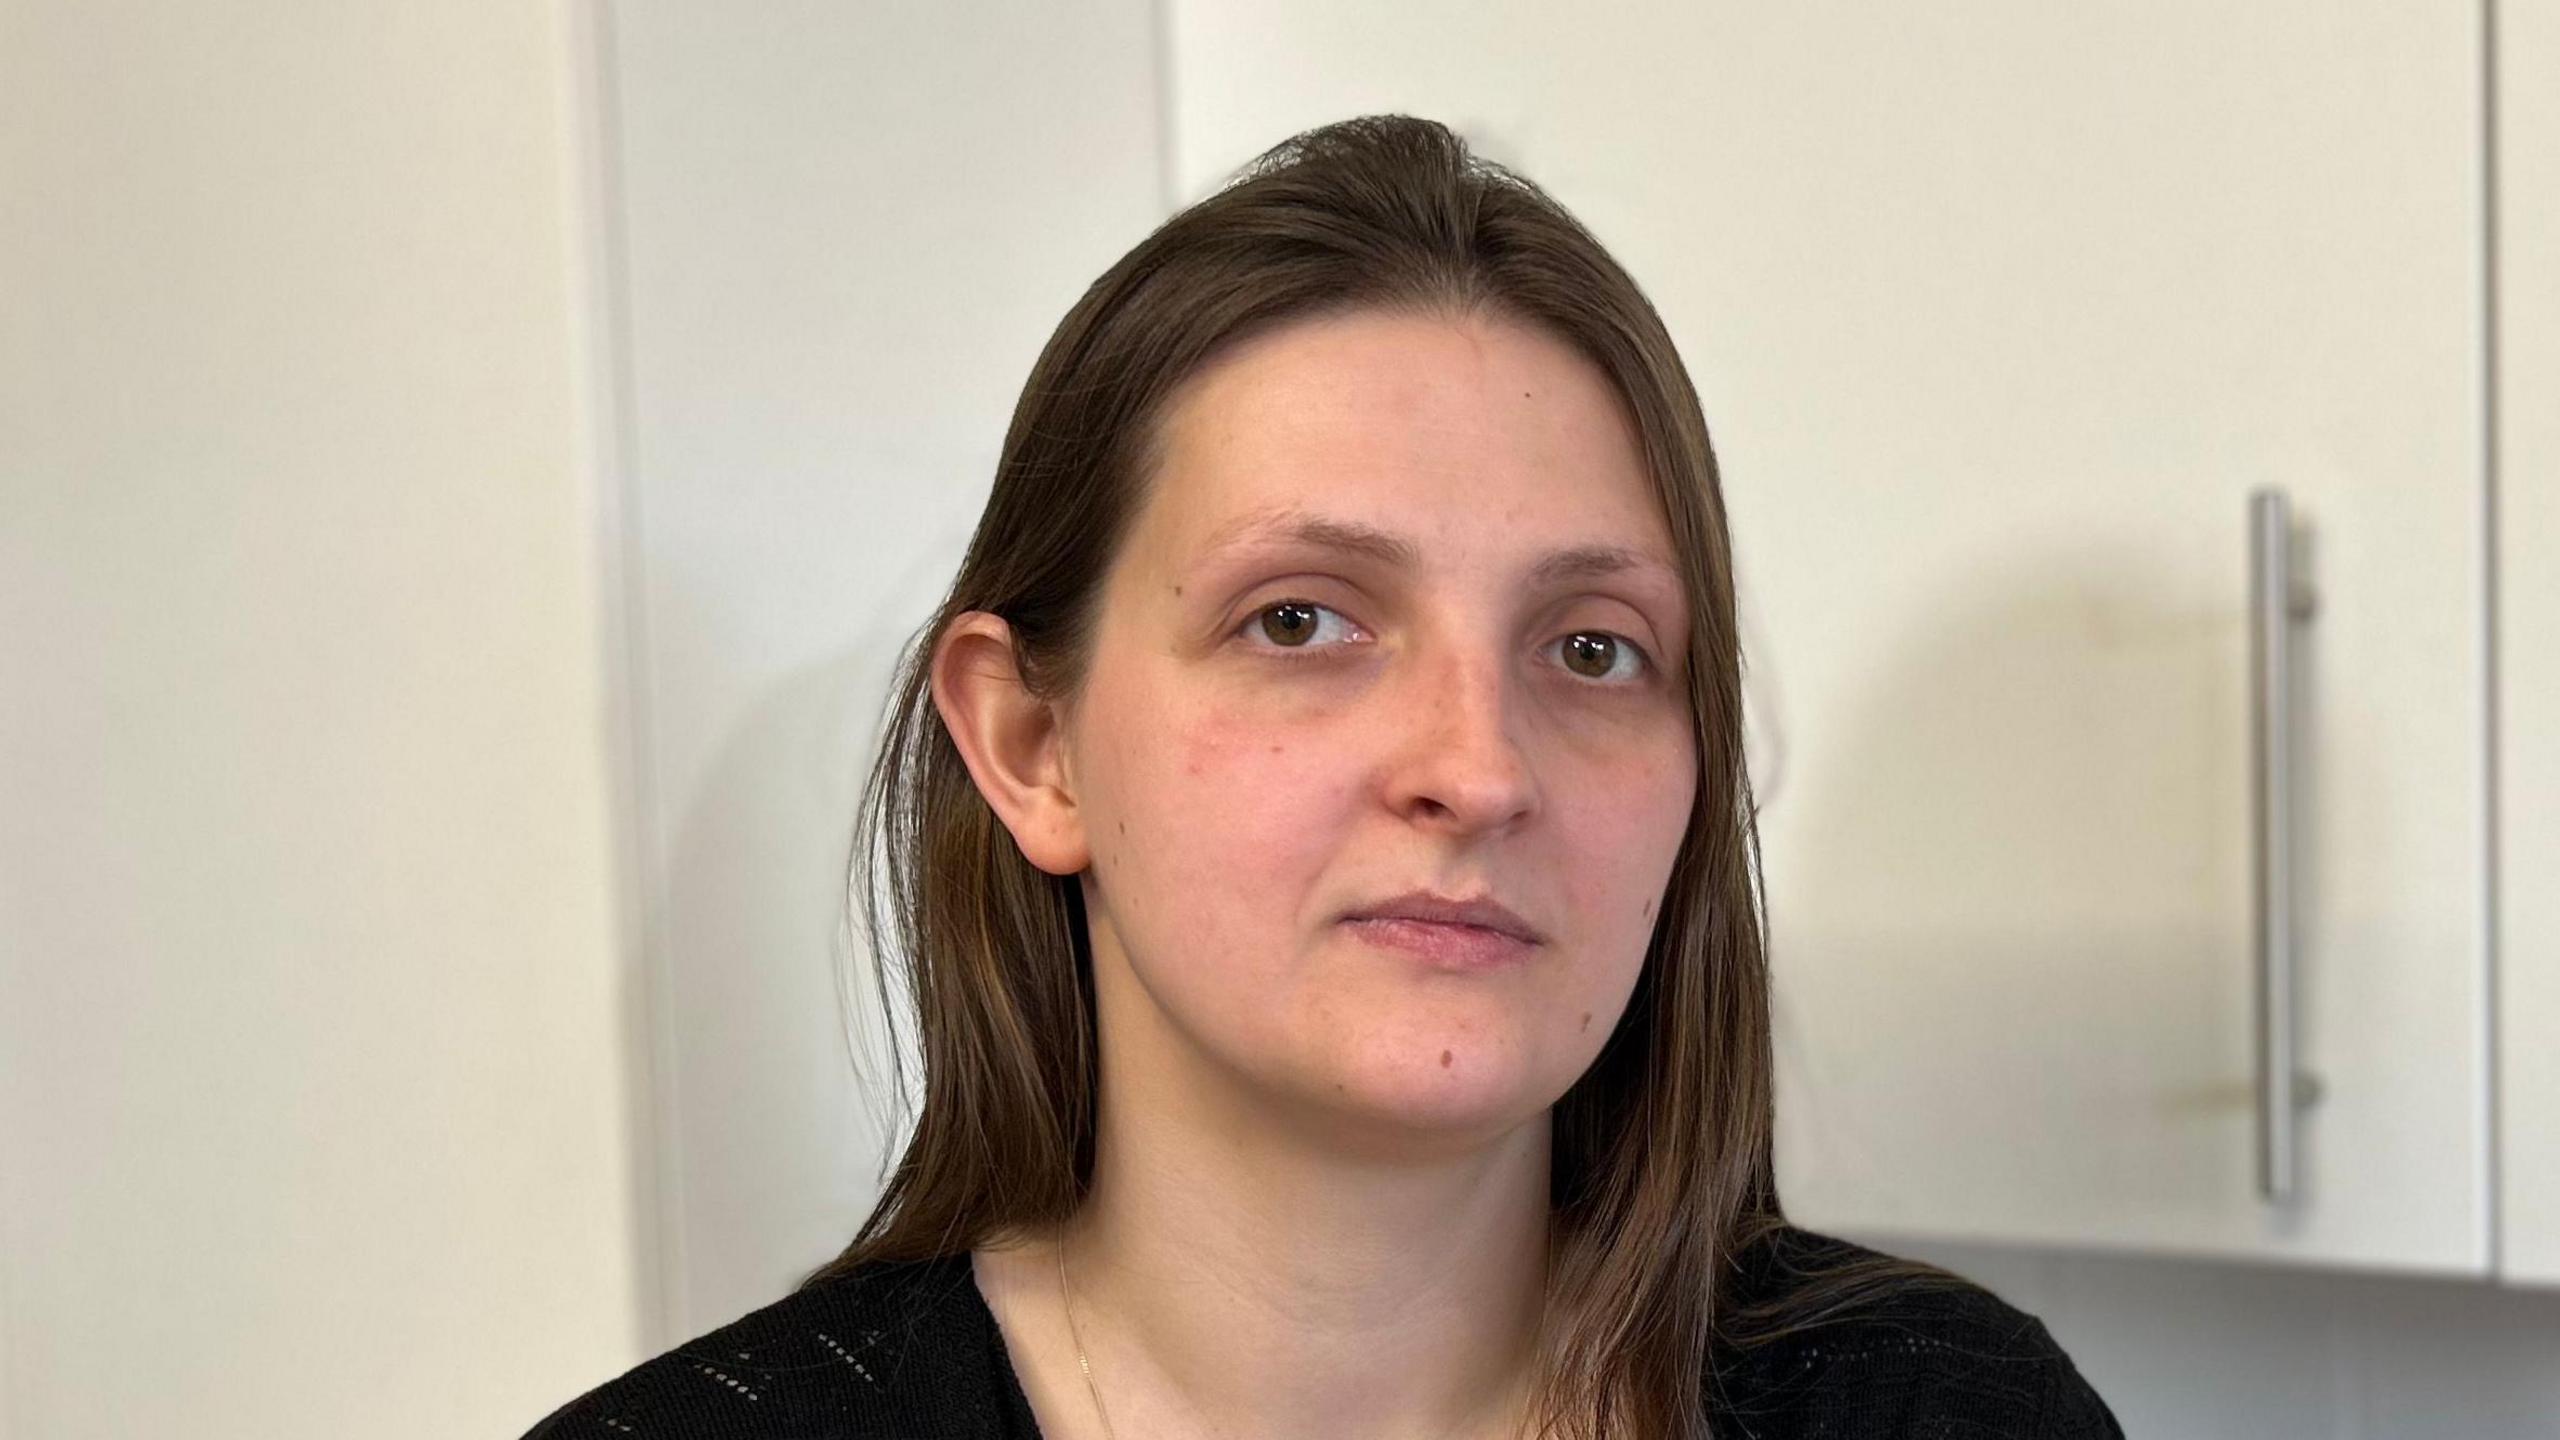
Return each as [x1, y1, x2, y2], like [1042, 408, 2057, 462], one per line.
[928, 612, 1091, 877]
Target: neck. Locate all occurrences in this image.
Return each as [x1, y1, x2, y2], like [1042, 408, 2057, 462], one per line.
[1051, 949, 1553, 1440]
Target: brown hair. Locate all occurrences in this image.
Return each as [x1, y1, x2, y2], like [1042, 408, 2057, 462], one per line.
[803, 113, 1963, 1439]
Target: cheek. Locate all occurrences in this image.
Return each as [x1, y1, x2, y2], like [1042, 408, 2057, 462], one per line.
[1167, 696, 1337, 836]
[1104, 693, 1348, 948]
[1559, 735, 1696, 958]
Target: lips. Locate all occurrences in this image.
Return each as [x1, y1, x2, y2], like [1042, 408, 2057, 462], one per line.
[1343, 915, 1535, 968]
[1342, 890, 1545, 945]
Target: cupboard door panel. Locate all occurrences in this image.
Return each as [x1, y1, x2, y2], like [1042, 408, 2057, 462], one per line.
[1174, 0, 2487, 1270]
[2497, 0, 2560, 1289]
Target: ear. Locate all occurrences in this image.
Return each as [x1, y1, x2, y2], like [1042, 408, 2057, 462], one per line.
[929, 611, 1091, 877]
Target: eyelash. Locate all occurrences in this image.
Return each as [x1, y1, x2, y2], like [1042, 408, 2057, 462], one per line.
[1229, 598, 1657, 685]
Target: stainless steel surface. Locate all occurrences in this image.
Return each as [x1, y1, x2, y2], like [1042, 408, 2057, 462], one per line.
[2251, 487, 2326, 1202]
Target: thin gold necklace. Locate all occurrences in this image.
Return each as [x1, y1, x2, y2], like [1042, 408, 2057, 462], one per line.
[1054, 1237, 1535, 1440]
[1056, 1231, 1120, 1440]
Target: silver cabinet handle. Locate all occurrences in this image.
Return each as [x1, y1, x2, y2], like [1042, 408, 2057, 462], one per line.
[2250, 487, 2327, 1202]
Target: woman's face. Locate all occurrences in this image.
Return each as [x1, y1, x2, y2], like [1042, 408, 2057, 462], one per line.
[1061, 307, 1699, 1151]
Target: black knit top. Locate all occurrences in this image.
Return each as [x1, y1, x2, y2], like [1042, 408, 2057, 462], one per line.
[522, 1225, 2123, 1438]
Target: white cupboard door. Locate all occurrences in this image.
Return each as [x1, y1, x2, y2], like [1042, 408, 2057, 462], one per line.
[1172, 1, 2488, 1272]
[2497, 0, 2560, 1289]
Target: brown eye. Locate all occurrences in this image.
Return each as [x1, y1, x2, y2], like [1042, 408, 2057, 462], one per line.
[1560, 632, 1647, 683]
[1257, 601, 1322, 647]
[1229, 597, 1364, 660]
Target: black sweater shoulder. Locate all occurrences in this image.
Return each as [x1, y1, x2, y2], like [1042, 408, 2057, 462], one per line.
[521, 1227, 2122, 1439]
[1705, 1227, 2124, 1439]
[518, 1253, 1032, 1439]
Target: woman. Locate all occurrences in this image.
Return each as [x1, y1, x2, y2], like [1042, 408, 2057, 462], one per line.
[528, 114, 2122, 1439]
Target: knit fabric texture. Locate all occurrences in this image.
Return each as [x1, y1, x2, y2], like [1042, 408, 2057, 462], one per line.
[522, 1225, 2124, 1438]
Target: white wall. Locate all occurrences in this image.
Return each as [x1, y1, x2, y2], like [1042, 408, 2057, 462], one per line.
[602, 0, 1168, 1340]
[0, 4, 646, 1434]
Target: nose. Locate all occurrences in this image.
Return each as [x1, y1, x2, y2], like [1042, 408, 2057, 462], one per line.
[1384, 637, 1540, 836]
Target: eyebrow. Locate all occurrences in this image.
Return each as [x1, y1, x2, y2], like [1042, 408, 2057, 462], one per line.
[1194, 507, 1681, 590]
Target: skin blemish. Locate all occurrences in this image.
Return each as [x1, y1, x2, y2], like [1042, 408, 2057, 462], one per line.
[1440, 1049, 1454, 1068]
[1581, 1011, 1592, 1032]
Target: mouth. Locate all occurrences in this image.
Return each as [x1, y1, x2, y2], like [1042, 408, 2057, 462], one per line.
[1340, 915, 1539, 968]
[1341, 890, 1545, 944]
[1338, 888, 1545, 968]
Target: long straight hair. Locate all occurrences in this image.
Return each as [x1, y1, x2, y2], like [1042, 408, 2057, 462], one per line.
[803, 114, 1957, 1440]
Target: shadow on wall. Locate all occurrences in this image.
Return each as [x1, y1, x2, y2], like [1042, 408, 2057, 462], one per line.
[643, 512, 976, 1338]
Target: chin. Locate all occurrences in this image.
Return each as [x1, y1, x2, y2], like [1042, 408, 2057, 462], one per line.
[1306, 1059, 1558, 1150]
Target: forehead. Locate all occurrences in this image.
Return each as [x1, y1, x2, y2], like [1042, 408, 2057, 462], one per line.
[1139, 307, 1661, 562]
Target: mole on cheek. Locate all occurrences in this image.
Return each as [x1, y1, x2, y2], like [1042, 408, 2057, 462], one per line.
[1581, 1012, 1592, 1032]
[1440, 1049, 1453, 1068]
